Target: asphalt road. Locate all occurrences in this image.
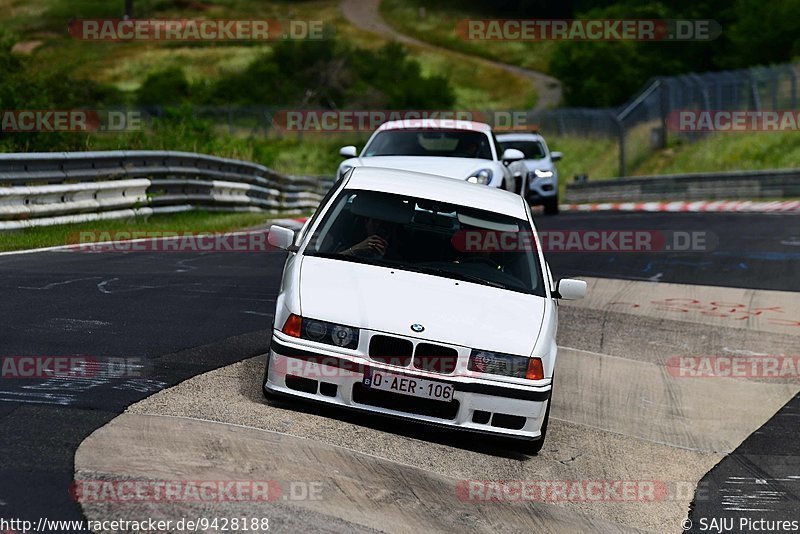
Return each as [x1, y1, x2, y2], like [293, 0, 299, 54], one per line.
[536, 212, 800, 292]
[0, 249, 283, 525]
[0, 212, 798, 529]
[688, 394, 800, 533]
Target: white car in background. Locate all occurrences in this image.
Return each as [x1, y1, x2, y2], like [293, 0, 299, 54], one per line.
[264, 167, 586, 453]
[497, 132, 562, 215]
[337, 120, 528, 194]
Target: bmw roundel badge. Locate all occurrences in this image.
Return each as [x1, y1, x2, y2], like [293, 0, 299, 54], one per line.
[410, 323, 425, 333]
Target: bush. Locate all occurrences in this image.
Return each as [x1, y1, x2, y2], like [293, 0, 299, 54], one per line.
[136, 67, 191, 107]
[0, 29, 119, 152]
[201, 38, 455, 109]
[547, 0, 783, 106]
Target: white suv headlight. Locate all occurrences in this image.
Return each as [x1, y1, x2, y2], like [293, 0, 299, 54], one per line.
[534, 169, 554, 178]
[467, 169, 493, 185]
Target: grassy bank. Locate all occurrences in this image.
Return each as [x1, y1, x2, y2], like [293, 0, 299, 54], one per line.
[547, 129, 800, 200]
[636, 131, 800, 176]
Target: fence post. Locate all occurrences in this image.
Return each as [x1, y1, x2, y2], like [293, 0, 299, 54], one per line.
[786, 66, 797, 109]
[659, 78, 668, 149]
[613, 111, 626, 177]
[748, 71, 761, 111]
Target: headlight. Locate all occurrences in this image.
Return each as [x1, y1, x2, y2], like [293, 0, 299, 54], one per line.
[534, 169, 554, 178]
[466, 168, 493, 185]
[468, 349, 544, 380]
[338, 164, 354, 179]
[282, 314, 360, 350]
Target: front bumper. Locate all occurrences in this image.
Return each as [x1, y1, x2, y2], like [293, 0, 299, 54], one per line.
[527, 173, 557, 203]
[265, 334, 551, 439]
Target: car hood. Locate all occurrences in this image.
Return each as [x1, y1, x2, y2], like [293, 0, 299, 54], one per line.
[299, 255, 545, 356]
[346, 156, 498, 180]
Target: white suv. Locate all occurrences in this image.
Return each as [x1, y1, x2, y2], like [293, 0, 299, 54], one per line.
[497, 132, 562, 215]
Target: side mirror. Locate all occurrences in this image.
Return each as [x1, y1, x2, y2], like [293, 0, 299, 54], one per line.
[267, 225, 296, 250]
[501, 148, 525, 162]
[550, 151, 563, 162]
[339, 145, 358, 158]
[554, 278, 586, 300]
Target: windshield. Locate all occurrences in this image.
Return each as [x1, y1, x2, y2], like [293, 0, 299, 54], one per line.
[304, 189, 545, 296]
[363, 129, 494, 159]
[498, 140, 546, 160]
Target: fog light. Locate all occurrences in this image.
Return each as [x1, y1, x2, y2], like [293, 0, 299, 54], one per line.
[331, 325, 357, 347]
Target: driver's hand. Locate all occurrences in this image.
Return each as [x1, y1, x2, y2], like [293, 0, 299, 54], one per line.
[349, 235, 388, 256]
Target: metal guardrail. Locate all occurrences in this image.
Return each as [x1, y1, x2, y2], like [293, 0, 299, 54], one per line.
[0, 151, 334, 230]
[565, 168, 800, 204]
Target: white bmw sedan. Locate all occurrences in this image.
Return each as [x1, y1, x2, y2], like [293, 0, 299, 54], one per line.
[264, 167, 586, 453]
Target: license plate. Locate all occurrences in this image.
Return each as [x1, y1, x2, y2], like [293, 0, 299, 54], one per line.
[363, 368, 454, 402]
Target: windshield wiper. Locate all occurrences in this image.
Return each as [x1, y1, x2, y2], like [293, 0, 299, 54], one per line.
[307, 253, 511, 290]
[306, 251, 397, 269]
[405, 264, 508, 289]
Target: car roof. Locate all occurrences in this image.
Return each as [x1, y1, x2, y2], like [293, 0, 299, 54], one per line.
[496, 132, 545, 142]
[345, 167, 528, 219]
[376, 119, 493, 133]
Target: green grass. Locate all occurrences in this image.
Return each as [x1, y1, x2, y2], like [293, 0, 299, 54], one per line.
[546, 136, 619, 197]
[380, 0, 556, 74]
[634, 130, 800, 176]
[0, 210, 298, 252]
[412, 48, 536, 109]
[329, 1, 538, 108]
[548, 129, 800, 200]
[78, 127, 350, 176]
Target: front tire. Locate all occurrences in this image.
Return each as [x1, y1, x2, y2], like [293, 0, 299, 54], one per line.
[543, 196, 559, 215]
